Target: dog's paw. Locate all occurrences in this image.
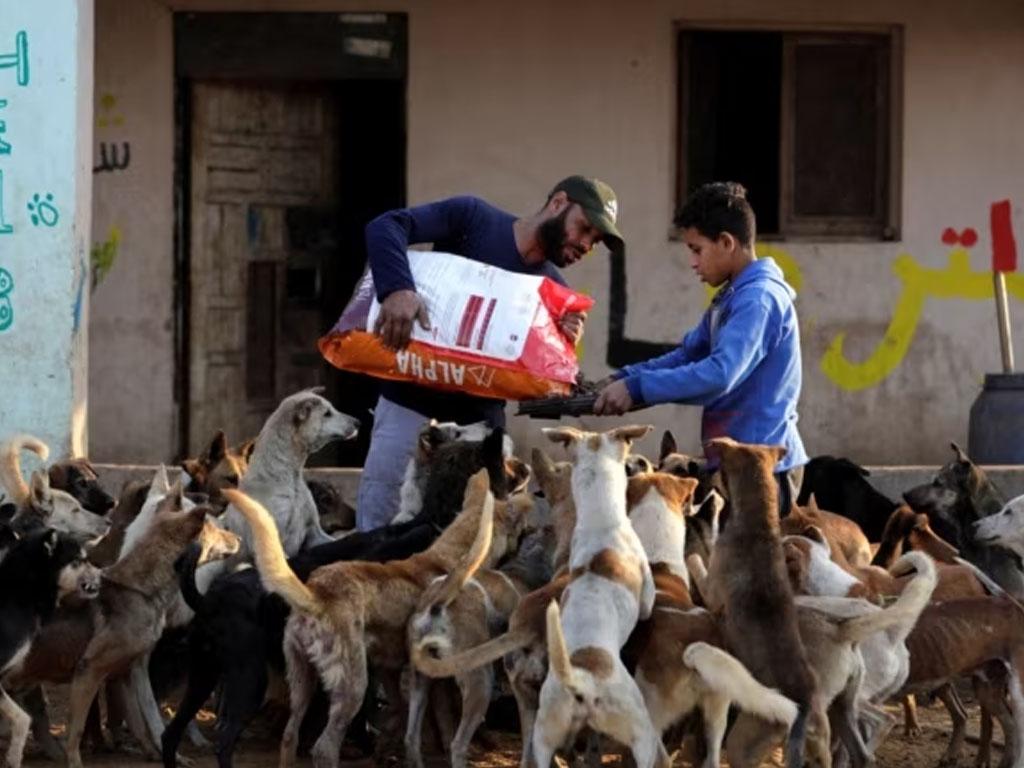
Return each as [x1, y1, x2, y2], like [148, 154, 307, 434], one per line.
[938, 756, 960, 768]
[904, 725, 923, 740]
[174, 752, 196, 768]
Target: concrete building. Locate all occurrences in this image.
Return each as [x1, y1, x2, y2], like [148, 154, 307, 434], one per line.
[3, 0, 1024, 469]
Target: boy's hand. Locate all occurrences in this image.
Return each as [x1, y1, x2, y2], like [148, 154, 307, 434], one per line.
[558, 311, 587, 345]
[594, 379, 634, 416]
[374, 290, 431, 350]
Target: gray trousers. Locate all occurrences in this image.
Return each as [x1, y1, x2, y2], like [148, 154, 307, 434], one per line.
[355, 395, 429, 531]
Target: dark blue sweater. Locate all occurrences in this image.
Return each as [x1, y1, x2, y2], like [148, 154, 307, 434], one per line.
[365, 196, 564, 425]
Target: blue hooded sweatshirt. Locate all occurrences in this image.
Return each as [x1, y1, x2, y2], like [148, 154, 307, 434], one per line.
[615, 258, 808, 473]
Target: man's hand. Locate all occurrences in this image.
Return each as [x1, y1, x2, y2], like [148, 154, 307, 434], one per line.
[559, 311, 587, 345]
[374, 289, 431, 350]
[594, 379, 634, 416]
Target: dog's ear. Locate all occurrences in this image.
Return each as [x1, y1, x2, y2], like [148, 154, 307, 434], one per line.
[43, 528, 59, 557]
[293, 397, 319, 426]
[660, 430, 678, 462]
[202, 430, 228, 464]
[505, 457, 532, 496]
[804, 493, 822, 515]
[695, 490, 724, 525]
[531, 447, 558, 484]
[180, 458, 203, 481]
[801, 525, 830, 550]
[609, 425, 653, 445]
[155, 481, 185, 514]
[305, 385, 327, 397]
[419, 425, 445, 454]
[951, 442, 971, 465]
[462, 468, 492, 511]
[668, 476, 700, 509]
[149, 465, 171, 499]
[238, 438, 257, 464]
[543, 427, 584, 448]
[30, 470, 52, 505]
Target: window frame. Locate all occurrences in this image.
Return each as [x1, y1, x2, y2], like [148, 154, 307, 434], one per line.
[673, 21, 904, 242]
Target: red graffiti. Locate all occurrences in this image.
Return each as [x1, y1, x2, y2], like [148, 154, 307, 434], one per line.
[941, 227, 978, 247]
[991, 200, 1018, 273]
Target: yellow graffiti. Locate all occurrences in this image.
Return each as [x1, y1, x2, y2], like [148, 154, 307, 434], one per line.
[821, 248, 1024, 391]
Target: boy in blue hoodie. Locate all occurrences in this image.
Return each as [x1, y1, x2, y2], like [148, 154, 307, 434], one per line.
[594, 181, 807, 511]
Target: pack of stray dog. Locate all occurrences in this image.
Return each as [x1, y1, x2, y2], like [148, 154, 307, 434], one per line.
[7, 392, 1024, 768]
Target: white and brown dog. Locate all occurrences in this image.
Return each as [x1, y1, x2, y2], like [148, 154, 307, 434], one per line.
[533, 424, 667, 768]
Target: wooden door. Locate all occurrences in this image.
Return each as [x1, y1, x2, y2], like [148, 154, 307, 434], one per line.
[188, 81, 339, 452]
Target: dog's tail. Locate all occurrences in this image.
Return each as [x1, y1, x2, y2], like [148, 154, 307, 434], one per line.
[840, 551, 937, 644]
[546, 600, 577, 691]
[221, 488, 322, 616]
[0, 434, 49, 506]
[412, 627, 536, 678]
[683, 642, 799, 727]
[430, 490, 493, 610]
[178, 541, 205, 614]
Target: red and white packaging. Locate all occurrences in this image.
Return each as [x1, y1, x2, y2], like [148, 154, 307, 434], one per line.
[318, 251, 593, 400]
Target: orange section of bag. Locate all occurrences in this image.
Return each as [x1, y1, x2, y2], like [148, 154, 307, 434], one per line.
[318, 331, 573, 401]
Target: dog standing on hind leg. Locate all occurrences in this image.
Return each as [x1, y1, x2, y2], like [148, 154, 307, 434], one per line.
[702, 437, 828, 768]
[531, 424, 669, 768]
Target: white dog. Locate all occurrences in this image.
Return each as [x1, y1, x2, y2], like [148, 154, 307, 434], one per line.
[221, 388, 359, 559]
[533, 424, 667, 768]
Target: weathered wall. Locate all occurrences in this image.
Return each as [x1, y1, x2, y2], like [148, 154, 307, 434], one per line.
[88, 0, 175, 463]
[88, 0, 1024, 466]
[0, 0, 93, 464]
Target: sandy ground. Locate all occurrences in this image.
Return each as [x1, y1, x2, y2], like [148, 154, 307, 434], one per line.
[13, 686, 1007, 768]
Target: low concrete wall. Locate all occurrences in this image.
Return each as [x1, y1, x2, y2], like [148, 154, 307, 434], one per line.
[93, 463, 1024, 513]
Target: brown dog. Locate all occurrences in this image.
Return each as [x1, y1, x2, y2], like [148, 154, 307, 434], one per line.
[227, 469, 530, 768]
[181, 430, 255, 511]
[702, 437, 827, 768]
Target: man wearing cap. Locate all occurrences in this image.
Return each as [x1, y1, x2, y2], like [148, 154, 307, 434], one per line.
[354, 176, 623, 530]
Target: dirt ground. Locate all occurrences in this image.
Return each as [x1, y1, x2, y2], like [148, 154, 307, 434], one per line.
[16, 687, 1005, 768]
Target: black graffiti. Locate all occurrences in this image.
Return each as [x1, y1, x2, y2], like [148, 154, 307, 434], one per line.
[606, 249, 675, 369]
[93, 141, 131, 174]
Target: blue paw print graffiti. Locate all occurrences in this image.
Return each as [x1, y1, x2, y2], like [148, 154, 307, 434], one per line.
[26, 193, 58, 227]
[0, 267, 13, 332]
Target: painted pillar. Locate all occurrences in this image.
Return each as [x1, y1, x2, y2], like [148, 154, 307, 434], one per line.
[0, 0, 94, 460]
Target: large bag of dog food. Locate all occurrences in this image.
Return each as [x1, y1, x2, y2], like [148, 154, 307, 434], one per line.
[318, 250, 593, 400]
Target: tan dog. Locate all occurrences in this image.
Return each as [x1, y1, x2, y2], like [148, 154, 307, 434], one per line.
[181, 429, 255, 511]
[532, 424, 666, 768]
[871, 505, 960, 568]
[226, 469, 530, 768]
[701, 437, 827, 768]
[781, 495, 871, 568]
[624, 472, 799, 768]
[406, 512, 554, 768]
[531, 447, 576, 574]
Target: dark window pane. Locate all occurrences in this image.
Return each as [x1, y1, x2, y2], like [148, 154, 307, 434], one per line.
[682, 31, 782, 233]
[792, 39, 888, 217]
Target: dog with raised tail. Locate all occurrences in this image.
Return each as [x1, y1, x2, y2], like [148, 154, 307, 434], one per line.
[226, 468, 531, 768]
[531, 424, 667, 768]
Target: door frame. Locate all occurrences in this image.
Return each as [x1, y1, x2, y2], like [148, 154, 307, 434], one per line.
[172, 12, 407, 460]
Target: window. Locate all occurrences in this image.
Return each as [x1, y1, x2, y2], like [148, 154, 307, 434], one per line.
[677, 27, 900, 239]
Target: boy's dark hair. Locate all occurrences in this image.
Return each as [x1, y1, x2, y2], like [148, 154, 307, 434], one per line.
[674, 182, 756, 247]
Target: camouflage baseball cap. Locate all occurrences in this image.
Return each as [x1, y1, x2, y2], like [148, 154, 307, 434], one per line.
[551, 175, 624, 255]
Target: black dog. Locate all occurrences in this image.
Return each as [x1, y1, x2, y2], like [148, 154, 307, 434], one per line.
[796, 455, 898, 541]
[0, 529, 100, 768]
[904, 442, 1024, 599]
[47, 460, 115, 515]
[162, 428, 516, 768]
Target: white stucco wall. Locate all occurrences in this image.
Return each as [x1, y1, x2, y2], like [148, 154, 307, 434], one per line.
[89, 0, 1024, 466]
[0, 0, 93, 463]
